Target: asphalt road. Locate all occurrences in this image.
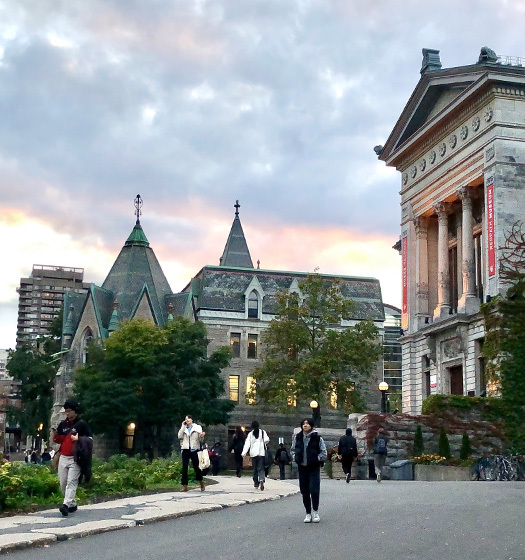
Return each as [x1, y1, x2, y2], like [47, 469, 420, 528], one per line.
[6, 480, 525, 560]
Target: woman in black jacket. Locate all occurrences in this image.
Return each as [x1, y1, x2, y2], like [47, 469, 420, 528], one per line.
[228, 426, 246, 477]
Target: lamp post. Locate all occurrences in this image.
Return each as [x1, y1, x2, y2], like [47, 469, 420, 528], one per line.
[310, 400, 321, 427]
[379, 382, 389, 413]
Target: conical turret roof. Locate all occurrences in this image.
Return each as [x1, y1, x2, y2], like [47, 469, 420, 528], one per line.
[219, 201, 253, 268]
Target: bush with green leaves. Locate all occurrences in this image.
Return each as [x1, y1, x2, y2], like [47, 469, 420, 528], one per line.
[438, 427, 451, 459]
[459, 431, 473, 460]
[412, 424, 424, 457]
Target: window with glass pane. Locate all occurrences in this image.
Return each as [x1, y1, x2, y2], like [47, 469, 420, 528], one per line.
[230, 332, 241, 358]
[248, 291, 259, 318]
[247, 334, 258, 359]
[229, 375, 240, 402]
[246, 376, 256, 404]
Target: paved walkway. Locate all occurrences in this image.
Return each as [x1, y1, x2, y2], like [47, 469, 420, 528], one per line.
[0, 477, 299, 554]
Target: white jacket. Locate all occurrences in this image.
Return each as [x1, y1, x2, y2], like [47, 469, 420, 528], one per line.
[242, 429, 269, 457]
[178, 423, 203, 451]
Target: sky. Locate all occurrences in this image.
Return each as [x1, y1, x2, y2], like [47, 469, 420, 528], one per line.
[1, 0, 525, 349]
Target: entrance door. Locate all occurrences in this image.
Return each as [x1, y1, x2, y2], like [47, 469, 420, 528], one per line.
[449, 365, 464, 395]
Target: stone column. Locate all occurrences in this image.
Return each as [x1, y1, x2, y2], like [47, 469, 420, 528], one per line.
[457, 187, 480, 314]
[414, 217, 429, 327]
[433, 202, 451, 319]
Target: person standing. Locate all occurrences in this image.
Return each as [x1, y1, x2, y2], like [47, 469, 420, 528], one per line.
[338, 428, 358, 483]
[228, 426, 245, 477]
[292, 418, 327, 523]
[373, 427, 389, 482]
[242, 421, 269, 491]
[210, 442, 222, 476]
[52, 400, 92, 516]
[275, 443, 290, 480]
[178, 415, 206, 491]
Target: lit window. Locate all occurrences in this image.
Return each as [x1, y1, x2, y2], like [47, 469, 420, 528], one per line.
[248, 291, 259, 319]
[229, 375, 240, 402]
[124, 422, 135, 451]
[230, 333, 241, 358]
[247, 334, 258, 359]
[246, 376, 256, 404]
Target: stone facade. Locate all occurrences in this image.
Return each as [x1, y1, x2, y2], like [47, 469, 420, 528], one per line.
[379, 48, 525, 413]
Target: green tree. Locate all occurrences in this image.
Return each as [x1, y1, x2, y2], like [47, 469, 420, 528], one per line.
[438, 427, 451, 459]
[481, 221, 525, 451]
[73, 318, 234, 457]
[6, 346, 57, 442]
[459, 431, 473, 460]
[412, 424, 424, 457]
[250, 274, 382, 411]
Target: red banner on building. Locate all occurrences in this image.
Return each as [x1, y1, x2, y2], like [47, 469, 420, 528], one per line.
[487, 181, 495, 277]
[402, 235, 408, 315]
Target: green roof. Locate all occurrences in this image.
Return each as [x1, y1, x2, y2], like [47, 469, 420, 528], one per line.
[125, 221, 150, 247]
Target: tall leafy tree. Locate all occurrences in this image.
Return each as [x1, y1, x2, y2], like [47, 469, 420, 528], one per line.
[482, 222, 525, 451]
[250, 274, 382, 411]
[74, 317, 234, 457]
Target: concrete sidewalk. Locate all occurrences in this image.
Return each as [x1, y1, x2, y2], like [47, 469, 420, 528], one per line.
[0, 477, 299, 554]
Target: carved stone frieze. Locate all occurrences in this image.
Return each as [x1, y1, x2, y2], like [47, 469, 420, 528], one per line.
[486, 146, 495, 162]
[410, 165, 417, 178]
[449, 134, 457, 149]
[439, 142, 446, 157]
[472, 116, 480, 131]
[460, 125, 468, 140]
[442, 337, 462, 359]
[484, 107, 493, 122]
[402, 172, 408, 185]
[419, 158, 426, 172]
[429, 150, 436, 164]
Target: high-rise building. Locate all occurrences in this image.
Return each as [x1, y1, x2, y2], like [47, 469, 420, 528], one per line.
[16, 265, 90, 349]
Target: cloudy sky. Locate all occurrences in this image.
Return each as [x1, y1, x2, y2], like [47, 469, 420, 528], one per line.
[1, 0, 524, 349]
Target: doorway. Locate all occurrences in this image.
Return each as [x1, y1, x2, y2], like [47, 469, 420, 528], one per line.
[449, 365, 464, 395]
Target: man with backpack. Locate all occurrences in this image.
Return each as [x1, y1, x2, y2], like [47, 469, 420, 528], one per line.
[275, 442, 290, 480]
[373, 427, 388, 482]
[338, 428, 358, 483]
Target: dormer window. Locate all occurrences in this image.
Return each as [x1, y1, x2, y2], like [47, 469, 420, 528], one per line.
[248, 291, 259, 319]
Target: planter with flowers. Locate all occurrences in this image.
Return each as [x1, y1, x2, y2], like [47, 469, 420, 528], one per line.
[413, 454, 470, 481]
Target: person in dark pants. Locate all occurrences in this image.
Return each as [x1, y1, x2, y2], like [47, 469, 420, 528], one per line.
[373, 427, 389, 482]
[178, 415, 206, 491]
[210, 442, 222, 475]
[242, 421, 269, 491]
[338, 428, 358, 483]
[228, 426, 245, 477]
[292, 418, 327, 523]
[275, 443, 290, 480]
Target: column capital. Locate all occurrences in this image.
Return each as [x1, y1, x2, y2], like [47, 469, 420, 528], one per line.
[413, 216, 428, 238]
[456, 186, 473, 203]
[433, 201, 448, 220]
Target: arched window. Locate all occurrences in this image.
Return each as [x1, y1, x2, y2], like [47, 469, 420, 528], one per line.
[248, 291, 259, 319]
[80, 328, 93, 364]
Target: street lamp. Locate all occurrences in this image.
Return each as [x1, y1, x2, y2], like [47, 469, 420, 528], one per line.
[379, 382, 389, 413]
[310, 400, 321, 427]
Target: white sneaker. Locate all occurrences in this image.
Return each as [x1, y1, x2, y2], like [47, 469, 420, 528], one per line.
[377, 473, 382, 483]
[303, 514, 312, 523]
[312, 511, 320, 523]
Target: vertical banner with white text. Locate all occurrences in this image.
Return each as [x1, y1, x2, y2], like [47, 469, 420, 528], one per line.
[402, 235, 408, 330]
[486, 180, 496, 277]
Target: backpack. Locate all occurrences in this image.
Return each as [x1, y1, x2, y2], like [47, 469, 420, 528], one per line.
[280, 449, 290, 464]
[374, 437, 387, 455]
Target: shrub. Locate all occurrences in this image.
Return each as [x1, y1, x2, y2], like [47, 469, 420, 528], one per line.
[459, 431, 473, 460]
[438, 427, 451, 459]
[412, 424, 424, 457]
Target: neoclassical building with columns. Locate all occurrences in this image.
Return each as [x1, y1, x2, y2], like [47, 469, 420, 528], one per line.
[379, 47, 525, 414]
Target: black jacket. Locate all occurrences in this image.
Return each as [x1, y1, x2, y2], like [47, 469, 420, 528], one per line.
[338, 435, 358, 457]
[75, 435, 93, 484]
[294, 431, 322, 466]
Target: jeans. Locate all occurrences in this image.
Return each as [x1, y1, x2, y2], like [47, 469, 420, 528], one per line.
[298, 464, 320, 514]
[181, 449, 203, 485]
[279, 461, 287, 480]
[374, 453, 386, 476]
[58, 455, 81, 507]
[252, 456, 265, 486]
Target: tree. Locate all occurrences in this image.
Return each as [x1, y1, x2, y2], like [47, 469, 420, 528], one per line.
[73, 317, 235, 457]
[412, 424, 424, 457]
[482, 221, 525, 451]
[438, 427, 451, 460]
[250, 274, 382, 411]
[6, 346, 57, 443]
[459, 431, 473, 461]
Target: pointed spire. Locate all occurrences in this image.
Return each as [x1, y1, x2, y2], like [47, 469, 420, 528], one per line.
[219, 201, 254, 268]
[126, 194, 150, 247]
[108, 301, 120, 333]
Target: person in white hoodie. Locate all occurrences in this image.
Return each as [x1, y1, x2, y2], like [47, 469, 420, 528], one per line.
[242, 420, 269, 490]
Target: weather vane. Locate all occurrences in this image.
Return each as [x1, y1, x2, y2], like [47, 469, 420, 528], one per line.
[234, 200, 240, 216]
[134, 194, 143, 223]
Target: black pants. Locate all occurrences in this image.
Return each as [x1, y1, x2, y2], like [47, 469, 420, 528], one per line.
[181, 449, 202, 485]
[234, 453, 243, 476]
[341, 453, 354, 475]
[298, 464, 320, 514]
[211, 457, 221, 476]
[279, 461, 287, 480]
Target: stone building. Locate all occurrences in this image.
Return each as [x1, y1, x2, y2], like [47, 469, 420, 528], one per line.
[378, 47, 525, 414]
[52, 196, 386, 453]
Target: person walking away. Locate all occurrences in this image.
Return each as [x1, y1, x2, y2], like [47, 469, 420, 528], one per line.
[338, 428, 358, 483]
[178, 415, 206, 491]
[210, 442, 222, 475]
[242, 421, 269, 490]
[373, 428, 389, 482]
[275, 443, 290, 480]
[52, 400, 93, 516]
[292, 418, 327, 523]
[228, 426, 245, 477]
[41, 447, 52, 464]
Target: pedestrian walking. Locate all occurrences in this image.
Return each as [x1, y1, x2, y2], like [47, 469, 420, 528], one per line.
[275, 443, 291, 480]
[373, 427, 389, 482]
[242, 421, 269, 491]
[292, 418, 327, 523]
[178, 414, 206, 491]
[210, 442, 222, 475]
[52, 400, 93, 516]
[228, 426, 245, 477]
[338, 428, 358, 483]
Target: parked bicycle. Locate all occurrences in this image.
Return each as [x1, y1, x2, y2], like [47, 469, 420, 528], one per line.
[470, 454, 523, 481]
